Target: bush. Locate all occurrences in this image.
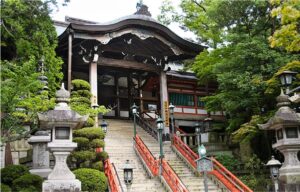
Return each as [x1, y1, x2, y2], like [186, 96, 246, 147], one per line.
[73, 168, 107, 192]
[71, 151, 96, 164]
[215, 154, 239, 171]
[91, 139, 105, 148]
[72, 79, 91, 90]
[74, 127, 105, 140]
[12, 174, 43, 192]
[1, 184, 11, 192]
[73, 137, 90, 150]
[92, 161, 104, 171]
[1, 164, 29, 185]
[86, 117, 95, 127]
[96, 151, 109, 161]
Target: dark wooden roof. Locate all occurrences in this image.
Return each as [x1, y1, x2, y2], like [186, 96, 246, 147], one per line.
[57, 15, 205, 63]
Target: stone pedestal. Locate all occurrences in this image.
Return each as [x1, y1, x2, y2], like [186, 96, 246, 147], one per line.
[277, 144, 300, 186]
[28, 131, 51, 178]
[42, 142, 81, 192]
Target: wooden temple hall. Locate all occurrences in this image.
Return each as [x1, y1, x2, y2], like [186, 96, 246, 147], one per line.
[54, 4, 225, 137]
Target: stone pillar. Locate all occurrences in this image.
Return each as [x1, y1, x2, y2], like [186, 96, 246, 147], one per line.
[159, 71, 170, 141]
[0, 142, 5, 168]
[28, 131, 51, 178]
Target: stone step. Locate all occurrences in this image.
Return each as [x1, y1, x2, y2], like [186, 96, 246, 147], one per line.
[105, 119, 222, 192]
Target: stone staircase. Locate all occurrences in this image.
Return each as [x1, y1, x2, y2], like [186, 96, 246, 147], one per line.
[105, 119, 223, 192]
[105, 119, 166, 192]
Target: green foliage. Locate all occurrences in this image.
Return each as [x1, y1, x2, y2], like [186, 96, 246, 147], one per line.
[12, 174, 43, 192]
[72, 79, 91, 91]
[96, 151, 109, 161]
[232, 115, 272, 143]
[0, 184, 11, 192]
[1, 164, 29, 186]
[71, 151, 96, 164]
[92, 161, 104, 171]
[269, 0, 300, 52]
[73, 137, 90, 150]
[73, 168, 107, 192]
[158, 0, 300, 147]
[1, 0, 62, 143]
[215, 154, 239, 171]
[70, 79, 109, 126]
[239, 154, 271, 191]
[74, 127, 105, 140]
[91, 139, 105, 148]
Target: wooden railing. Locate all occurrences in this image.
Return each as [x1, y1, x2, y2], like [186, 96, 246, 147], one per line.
[136, 113, 158, 140]
[173, 135, 253, 192]
[161, 159, 189, 192]
[104, 159, 123, 192]
[134, 135, 159, 176]
[173, 135, 198, 168]
[210, 158, 253, 192]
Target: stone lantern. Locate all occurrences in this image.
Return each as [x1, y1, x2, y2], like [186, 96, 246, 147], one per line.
[259, 89, 300, 191]
[38, 83, 88, 192]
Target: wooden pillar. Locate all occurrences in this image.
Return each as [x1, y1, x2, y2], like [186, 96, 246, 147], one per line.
[89, 62, 98, 101]
[115, 75, 120, 117]
[160, 71, 170, 141]
[128, 74, 132, 116]
[67, 29, 73, 92]
[138, 75, 143, 112]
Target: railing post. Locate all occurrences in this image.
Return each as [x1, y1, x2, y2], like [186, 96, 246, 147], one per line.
[183, 136, 187, 145]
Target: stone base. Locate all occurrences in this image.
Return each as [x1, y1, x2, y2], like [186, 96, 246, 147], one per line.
[280, 166, 300, 184]
[30, 168, 52, 179]
[42, 179, 81, 192]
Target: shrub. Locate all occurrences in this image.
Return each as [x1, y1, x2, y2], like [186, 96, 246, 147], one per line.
[12, 174, 43, 192]
[1, 184, 11, 192]
[1, 164, 29, 185]
[71, 151, 96, 164]
[72, 79, 91, 90]
[86, 117, 95, 127]
[92, 161, 104, 171]
[73, 137, 90, 150]
[215, 154, 239, 171]
[96, 151, 109, 161]
[74, 127, 105, 140]
[91, 139, 105, 148]
[73, 168, 107, 192]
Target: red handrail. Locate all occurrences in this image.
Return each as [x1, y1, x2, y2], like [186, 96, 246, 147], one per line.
[104, 159, 123, 192]
[161, 159, 189, 192]
[134, 135, 159, 176]
[173, 135, 253, 192]
[173, 135, 198, 168]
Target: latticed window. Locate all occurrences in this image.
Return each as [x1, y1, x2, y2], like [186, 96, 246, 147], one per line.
[169, 93, 194, 106]
[197, 96, 205, 108]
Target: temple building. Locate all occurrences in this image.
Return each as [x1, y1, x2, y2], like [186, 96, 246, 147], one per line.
[54, 4, 225, 142]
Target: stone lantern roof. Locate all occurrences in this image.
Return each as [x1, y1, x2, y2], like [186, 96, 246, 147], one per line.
[38, 83, 88, 129]
[258, 90, 300, 130]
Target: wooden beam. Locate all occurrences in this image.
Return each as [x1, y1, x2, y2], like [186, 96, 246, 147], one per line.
[98, 57, 161, 73]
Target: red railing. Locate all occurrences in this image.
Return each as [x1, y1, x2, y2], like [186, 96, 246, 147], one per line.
[134, 135, 159, 176]
[173, 135, 198, 168]
[161, 159, 189, 192]
[173, 135, 253, 192]
[104, 159, 123, 192]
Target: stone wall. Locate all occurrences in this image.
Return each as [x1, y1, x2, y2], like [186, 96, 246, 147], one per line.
[10, 138, 32, 165]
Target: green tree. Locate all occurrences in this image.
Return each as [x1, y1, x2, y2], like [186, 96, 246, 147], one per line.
[267, 0, 300, 89]
[0, 0, 67, 164]
[158, 0, 300, 154]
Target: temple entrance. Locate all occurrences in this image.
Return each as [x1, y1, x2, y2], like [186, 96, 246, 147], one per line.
[97, 67, 160, 118]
